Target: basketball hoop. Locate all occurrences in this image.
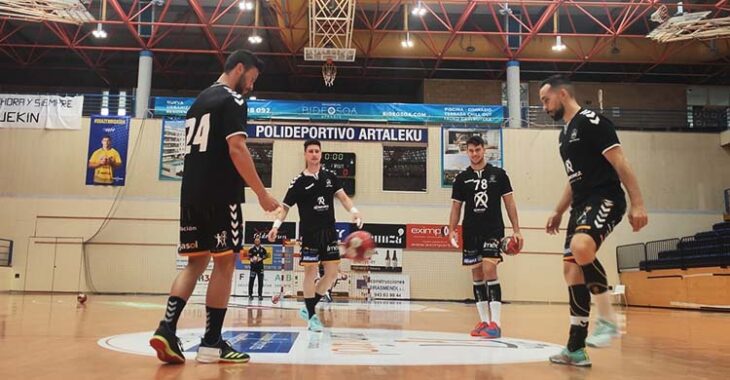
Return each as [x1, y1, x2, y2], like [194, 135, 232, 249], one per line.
[322, 59, 337, 87]
[650, 5, 669, 24]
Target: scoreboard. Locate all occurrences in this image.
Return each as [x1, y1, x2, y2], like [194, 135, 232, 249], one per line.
[322, 152, 356, 196]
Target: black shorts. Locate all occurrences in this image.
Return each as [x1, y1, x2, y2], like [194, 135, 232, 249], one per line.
[462, 233, 503, 266]
[300, 228, 340, 265]
[178, 203, 243, 256]
[564, 196, 626, 262]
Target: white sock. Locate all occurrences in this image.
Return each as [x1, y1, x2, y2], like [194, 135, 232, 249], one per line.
[489, 301, 501, 326]
[476, 301, 490, 322]
[593, 292, 616, 325]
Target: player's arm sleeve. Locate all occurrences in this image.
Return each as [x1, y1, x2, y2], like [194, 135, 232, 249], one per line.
[331, 173, 344, 194]
[501, 170, 514, 197]
[451, 178, 465, 203]
[222, 96, 248, 140]
[282, 180, 299, 208]
[587, 115, 621, 155]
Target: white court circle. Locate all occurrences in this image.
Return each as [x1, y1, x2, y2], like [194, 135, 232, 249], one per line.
[99, 327, 562, 366]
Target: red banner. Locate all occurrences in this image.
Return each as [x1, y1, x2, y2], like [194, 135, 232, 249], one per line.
[405, 224, 462, 250]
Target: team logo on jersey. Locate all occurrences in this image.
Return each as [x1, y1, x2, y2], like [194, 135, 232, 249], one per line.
[326, 179, 332, 188]
[489, 175, 497, 183]
[314, 196, 329, 211]
[474, 192, 489, 209]
[215, 231, 228, 248]
[569, 128, 580, 143]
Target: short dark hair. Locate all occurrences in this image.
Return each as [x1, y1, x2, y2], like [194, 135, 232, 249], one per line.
[224, 49, 265, 73]
[466, 135, 484, 147]
[539, 75, 574, 95]
[102, 135, 111, 141]
[304, 139, 321, 151]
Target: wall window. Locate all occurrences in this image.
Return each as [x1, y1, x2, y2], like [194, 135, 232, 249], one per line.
[382, 145, 427, 192]
[247, 142, 273, 188]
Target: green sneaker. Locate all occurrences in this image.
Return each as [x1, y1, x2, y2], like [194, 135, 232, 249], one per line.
[586, 319, 619, 348]
[549, 347, 592, 367]
[307, 314, 324, 332]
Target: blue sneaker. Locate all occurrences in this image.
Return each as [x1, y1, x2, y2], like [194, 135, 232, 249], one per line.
[586, 319, 619, 348]
[485, 322, 501, 339]
[298, 307, 309, 321]
[307, 314, 324, 332]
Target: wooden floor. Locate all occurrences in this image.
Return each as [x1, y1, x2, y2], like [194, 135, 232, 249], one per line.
[1, 293, 730, 380]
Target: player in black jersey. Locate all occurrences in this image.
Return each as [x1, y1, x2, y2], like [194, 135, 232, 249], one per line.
[247, 238, 268, 300]
[267, 139, 363, 332]
[448, 135, 523, 339]
[150, 50, 280, 365]
[539, 75, 647, 367]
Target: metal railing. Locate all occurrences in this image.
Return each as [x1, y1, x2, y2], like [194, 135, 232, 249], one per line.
[0, 238, 13, 267]
[616, 242, 646, 272]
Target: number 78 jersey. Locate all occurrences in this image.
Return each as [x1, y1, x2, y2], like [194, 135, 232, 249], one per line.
[181, 82, 249, 206]
[451, 164, 513, 236]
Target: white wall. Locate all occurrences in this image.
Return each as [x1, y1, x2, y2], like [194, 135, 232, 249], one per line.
[1, 118, 728, 301]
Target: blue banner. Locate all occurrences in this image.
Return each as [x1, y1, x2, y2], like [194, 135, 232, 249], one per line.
[153, 96, 503, 124]
[153, 97, 195, 117]
[247, 124, 428, 143]
[86, 115, 130, 186]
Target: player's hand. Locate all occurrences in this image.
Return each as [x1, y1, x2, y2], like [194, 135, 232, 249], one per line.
[267, 228, 278, 243]
[352, 211, 363, 229]
[628, 204, 648, 232]
[449, 230, 459, 248]
[546, 211, 562, 235]
[513, 231, 524, 251]
[257, 192, 280, 213]
[99, 156, 108, 165]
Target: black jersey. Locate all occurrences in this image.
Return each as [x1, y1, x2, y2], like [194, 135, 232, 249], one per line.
[559, 108, 624, 205]
[248, 245, 267, 271]
[451, 164, 513, 236]
[180, 82, 248, 206]
[282, 169, 343, 237]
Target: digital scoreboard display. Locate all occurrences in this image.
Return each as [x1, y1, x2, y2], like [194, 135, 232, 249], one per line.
[322, 152, 356, 196]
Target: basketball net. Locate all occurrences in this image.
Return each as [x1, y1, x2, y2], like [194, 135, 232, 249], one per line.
[322, 59, 337, 87]
[650, 4, 669, 24]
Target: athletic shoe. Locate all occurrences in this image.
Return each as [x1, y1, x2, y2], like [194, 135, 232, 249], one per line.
[307, 314, 325, 332]
[470, 322, 489, 337]
[549, 347, 592, 367]
[196, 338, 250, 364]
[258, 296, 264, 301]
[149, 321, 185, 364]
[298, 306, 310, 321]
[484, 322, 501, 339]
[586, 318, 619, 348]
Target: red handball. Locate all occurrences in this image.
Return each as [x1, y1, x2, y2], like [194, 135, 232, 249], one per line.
[343, 230, 376, 262]
[500, 236, 520, 256]
[77, 293, 88, 304]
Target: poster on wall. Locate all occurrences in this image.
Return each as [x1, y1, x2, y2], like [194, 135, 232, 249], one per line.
[159, 117, 274, 186]
[85, 115, 130, 186]
[405, 223, 462, 251]
[0, 94, 83, 129]
[441, 127, 502, 186]
[159, 117, 186, 180]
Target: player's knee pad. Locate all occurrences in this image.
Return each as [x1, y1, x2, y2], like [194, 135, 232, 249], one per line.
[580, 259, 608, 295]
[473, 281, 488, 302]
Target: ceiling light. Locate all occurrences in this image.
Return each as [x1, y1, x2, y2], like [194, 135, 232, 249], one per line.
[552, 35, 566, 52]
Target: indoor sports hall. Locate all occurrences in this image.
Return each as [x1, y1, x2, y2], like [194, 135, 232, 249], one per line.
[1, 1, 729, 379]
